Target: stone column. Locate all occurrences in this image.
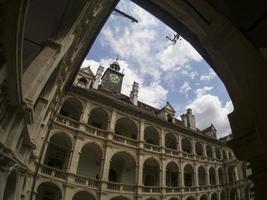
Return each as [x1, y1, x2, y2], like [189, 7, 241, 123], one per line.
[203, 144, 207, 157]
[206, 166, 210, 186]
[195, 166, 199, 188]
[68, 137, 83, 174]
[161, 129, 165, 154]
[162, 158, 167, 187]
[192, 139, 196, 155]
[80, 101, 91, 123]
[108, 109, 117, 132]
[101, 146, 113, 181]
[137, 152, 144, 193]
[215, 167, 219, 185]
[79, 101, 91, 131]
[139, 119, 145, 148]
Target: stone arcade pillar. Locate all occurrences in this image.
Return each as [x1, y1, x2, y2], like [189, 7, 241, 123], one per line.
[68, 137, 83, 177]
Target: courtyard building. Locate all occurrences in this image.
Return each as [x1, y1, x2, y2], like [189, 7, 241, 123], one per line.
[33, 62, 253, 200]
[0, 1, 266, 200]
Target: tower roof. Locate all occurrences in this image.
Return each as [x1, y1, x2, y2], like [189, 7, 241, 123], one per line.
[110, 60, 120, 71]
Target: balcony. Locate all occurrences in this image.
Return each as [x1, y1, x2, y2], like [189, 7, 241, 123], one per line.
[142, 186, 161, 193]
[56, 115, 80, 129]
[106, 182, 135, 192]
[40, 164, 68, 180]
[73, 174, 99, 189]
[165, 148, 179, 156]
[54, 114, 228, 164]
[113, 134, 138, 147]
[165, 187, 181, 193]
[144, 143, 160, 152]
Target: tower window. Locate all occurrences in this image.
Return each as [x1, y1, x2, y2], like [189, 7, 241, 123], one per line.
[77, 77, 88, 87]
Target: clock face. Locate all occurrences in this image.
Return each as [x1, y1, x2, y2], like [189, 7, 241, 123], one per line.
[109, 73, 120, 83]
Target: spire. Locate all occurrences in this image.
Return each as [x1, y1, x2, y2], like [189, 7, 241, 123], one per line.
[92, 65, 104, 89]
[130, 81, 139, 105]
[110, 57, 120, 71]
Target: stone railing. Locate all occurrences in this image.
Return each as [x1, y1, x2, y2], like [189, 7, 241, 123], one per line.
[142, 186, 161, 193]
[184, 186, 197, 192]
[84, 124, 108, 138]
[113, 134, 138, 147]
[74, 174, 99, 188]
[198, 186, 209, 191]
[40, 164, 68, 180]
[56, 115, 80, 129]
[144, 143, 160, 152]
[165, 187, 181, 193]
[165, 148, 179, 156]
[181, 152, 194, 159]
[106, 182, 135, 192]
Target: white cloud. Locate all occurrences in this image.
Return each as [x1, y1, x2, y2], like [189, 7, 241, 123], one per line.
[186, 87, 233, 138]
[159, 39, 202, 71]
[179, 81, 191, 97]
[194, 86, 213, 97]
[200, 68, 216, 81]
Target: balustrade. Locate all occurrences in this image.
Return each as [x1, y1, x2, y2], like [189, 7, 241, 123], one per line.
[144, 143, 160, 152]
[142, 186, 161, 193]
[165, 187, 181, 193]
[107, 182, 135, 192]
[113, 134, 138, 147]
[40, 164, 68, 180]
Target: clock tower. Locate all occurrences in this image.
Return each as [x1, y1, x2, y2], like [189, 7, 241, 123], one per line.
[101, 60, 124, 93]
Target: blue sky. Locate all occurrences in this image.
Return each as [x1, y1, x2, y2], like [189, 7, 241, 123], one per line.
[81, 0, 233, 138]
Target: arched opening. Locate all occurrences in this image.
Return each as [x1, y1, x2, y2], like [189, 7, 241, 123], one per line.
[220, 191, 226, 200]
[43, 133, 72, 170]
[209, 167, 216, 185]
[230, 189, 239, 200]
[195, 142, 203, 156]
[166, 162, 179, 187]
[211, 193, 218, 200]
[197, 166, 207, 186]
[144, 126, 159, 145]
[184, 164, 194, 187]
[181, 138, 192, 153]
[108, 152, 136, 185]
[88, 107, 109, 130]
[143, 158, 160, 186]
[59, 97, 83, 121]
[222, 151, 227, 160]
[215, 148, 221, 159]
[115, 117, 138, 140]
[228, 165, 238, 184]
[186, 196, 195, 200]
[206, 145, 213, 158]
[76, 143, 102, 179]
[36, 182, 62, 200]
[218, 167, 224, 185]
[73, 191, 95, 200]
[111, 197, 130, 200]
[228, 152, 234, 159]
[3, 170, 17, 200]
[77, 77, 88, 88]
[165, 132, 177, 150]
[199, 194, 208, 200]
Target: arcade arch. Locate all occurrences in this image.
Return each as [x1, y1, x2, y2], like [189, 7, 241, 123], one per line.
[3, 170, 17, 200]
[76, 143, 103, 179]
[143, 158, 160, 186]
[165, 132, 177, 150]
[36, 182, 62, 200]
[144, 126, 159, 145]
[88, 107, 109, 130]
[43, 133, 72, 170]
[115, 118, 138, 140]
[166, 162, 179, 187]
[183, 164, 195, 187]
[108, 152, 136, 185]
[59, 97, 83, 121]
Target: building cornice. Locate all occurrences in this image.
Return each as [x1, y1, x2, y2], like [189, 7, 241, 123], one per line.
[70, 86, 224, 145]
